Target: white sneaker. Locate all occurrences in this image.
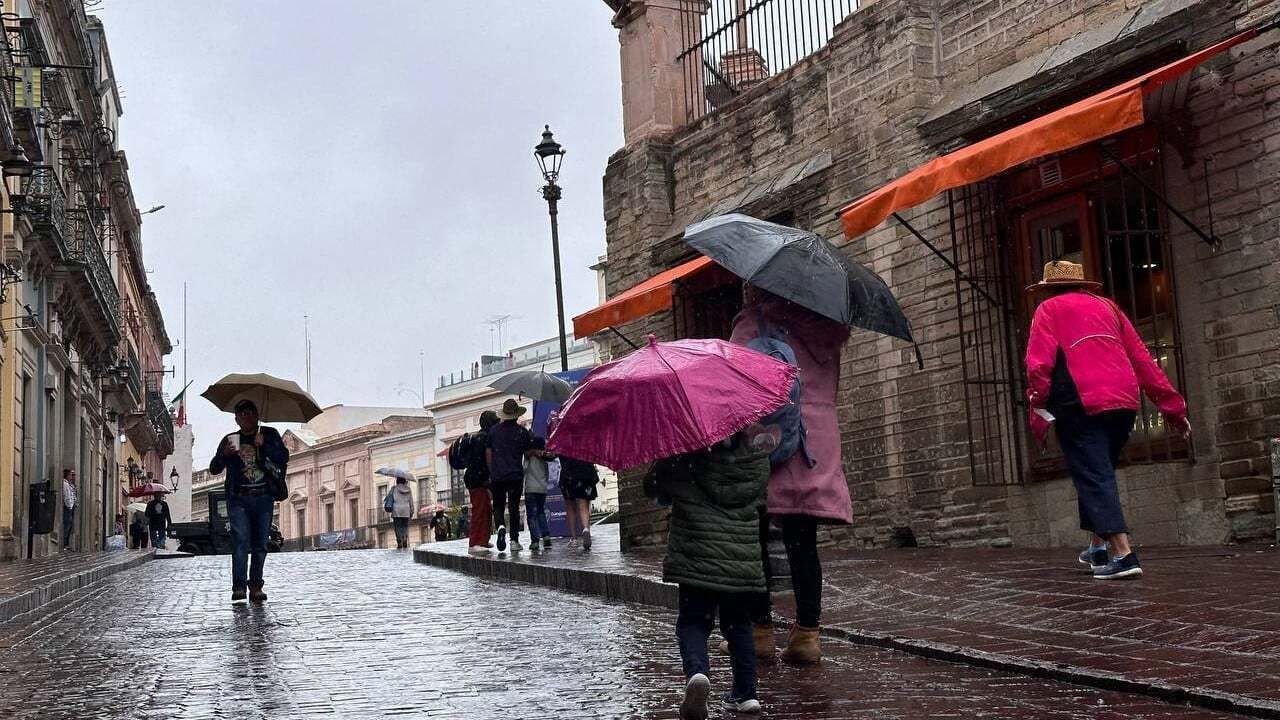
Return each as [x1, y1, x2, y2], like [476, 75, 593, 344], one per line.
[511, 540, 524, 552]
[680, 673, 710, 720]
[468, 545, 489, 555]
[722, 696, 761, 713]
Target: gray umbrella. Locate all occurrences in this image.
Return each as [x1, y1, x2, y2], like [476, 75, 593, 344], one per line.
[683, 213, 920, 364]
[487, 370, 573, 403]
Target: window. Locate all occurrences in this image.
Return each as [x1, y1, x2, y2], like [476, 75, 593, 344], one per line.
[376, 484, 388, 521]
[324, 503, 334, 533]
[348, 498, 359, 528]
[418, 478, 431, 506]
[295, 509, 306, 536]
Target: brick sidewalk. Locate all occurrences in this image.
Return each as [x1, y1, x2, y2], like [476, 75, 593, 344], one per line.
[417, 527, 1280, 718]
[0, 550, 153, 623]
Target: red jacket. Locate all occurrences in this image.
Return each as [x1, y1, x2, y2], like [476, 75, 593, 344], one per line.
[1024, 291, 1187, 443]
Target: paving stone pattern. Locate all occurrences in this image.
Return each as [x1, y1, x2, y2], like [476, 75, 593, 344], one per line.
[0, 548, 1241, 719]
[421, 527, 1280, 716]
[0, 550, 152, 623]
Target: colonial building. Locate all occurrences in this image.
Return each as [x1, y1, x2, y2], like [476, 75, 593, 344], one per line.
[0, 3, 172, 558]
[591, 0, 1279, 549]
[279, 405, 430, 540]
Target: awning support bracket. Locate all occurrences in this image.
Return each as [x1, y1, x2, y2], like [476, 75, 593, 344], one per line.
[892, 212, 1001, 309]
[1099, 144, 1219, 250]
[606, 326, 641, 351]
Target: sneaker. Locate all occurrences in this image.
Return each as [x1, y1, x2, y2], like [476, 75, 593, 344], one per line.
[468, 545, 489, 555]
[1078, 546, 1109, 571]
[231, 587, 248, 604]
[542, 537, 552, 549]
[496, 526, 507, 553]
[511, 540, 524, 552]
[1093, 552, 1143, 580]
[581, 529, 592, 551]
[680, 673, 710, 720]
[567, 538, 579, 550]
[722, 693, 762, 713]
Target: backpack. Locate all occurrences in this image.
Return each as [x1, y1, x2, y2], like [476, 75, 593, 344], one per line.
[745, 310, 814, 469]
[382, 489, 395, 514]
[448, 433, 477, 471]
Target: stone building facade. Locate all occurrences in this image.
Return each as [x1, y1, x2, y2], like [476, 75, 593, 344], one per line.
[597, 0, 1280, 550]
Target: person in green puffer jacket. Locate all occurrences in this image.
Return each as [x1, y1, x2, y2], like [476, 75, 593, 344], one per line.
[647, 424, 772, 720]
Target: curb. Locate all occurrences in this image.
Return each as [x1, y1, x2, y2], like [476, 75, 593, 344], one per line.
[0, 552, 155, 625]
[415, 546, 1280, 719]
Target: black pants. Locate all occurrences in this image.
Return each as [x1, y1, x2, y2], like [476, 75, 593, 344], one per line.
[676, 585, 757, 700]
[750, 515, 822, 628]
[1056, 408, 1136, 536]
[490, 479, 523, 542]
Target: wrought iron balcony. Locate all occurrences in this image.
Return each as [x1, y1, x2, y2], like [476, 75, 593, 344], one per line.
[64, 209, 121, 335]
[146, 390, 175, 457]
[20, 167, 70, 258]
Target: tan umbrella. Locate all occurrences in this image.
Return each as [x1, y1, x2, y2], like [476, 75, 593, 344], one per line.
[201, 373, 323, 423]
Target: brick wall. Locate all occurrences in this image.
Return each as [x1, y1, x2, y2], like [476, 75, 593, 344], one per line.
[604, 0, 1280, 550]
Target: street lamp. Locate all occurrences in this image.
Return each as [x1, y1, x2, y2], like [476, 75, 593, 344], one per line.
[168, 467, 179, 492]
[535, 125, 569, 373]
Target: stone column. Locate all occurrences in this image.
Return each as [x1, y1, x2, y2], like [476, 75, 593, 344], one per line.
[612, 0, 709, 145]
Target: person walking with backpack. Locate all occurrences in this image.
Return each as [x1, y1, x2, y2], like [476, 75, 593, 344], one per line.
[1024, 261, 1190, 580]
[486, 399, 534, 552]
[452, 410, 498, 555]
[523, 437, 552, 550]
[729, 285, 852, 664]
[456, 506, 470, 540]
[145, 492, 173, 550]
[384, 477, 415, 549]
[209, 399, 290, 605]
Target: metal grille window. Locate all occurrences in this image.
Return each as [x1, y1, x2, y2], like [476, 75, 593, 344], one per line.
[677, 0, 859, 124]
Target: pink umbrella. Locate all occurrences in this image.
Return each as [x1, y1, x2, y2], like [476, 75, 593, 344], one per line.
[547, 335, 796, 470]
[126, 482, 170, 497]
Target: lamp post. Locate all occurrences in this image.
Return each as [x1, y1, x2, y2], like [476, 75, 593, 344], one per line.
[534, 125, 569, 372]
[168, 467, 180, 492]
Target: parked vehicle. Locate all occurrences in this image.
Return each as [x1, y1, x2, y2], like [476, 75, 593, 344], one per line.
[168, 489, 283, 555]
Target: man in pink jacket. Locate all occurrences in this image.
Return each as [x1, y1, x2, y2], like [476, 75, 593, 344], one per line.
[1024, 261, 1190, 580]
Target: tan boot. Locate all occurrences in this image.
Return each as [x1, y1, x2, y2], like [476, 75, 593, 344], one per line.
[781, 625, 821, 664]
[752, 623, 777, 659]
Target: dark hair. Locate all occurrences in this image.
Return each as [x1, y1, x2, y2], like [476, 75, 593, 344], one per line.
[479, 410, 499, 430]
[532, 436, 546, 451]
[234, 399, 258, 414]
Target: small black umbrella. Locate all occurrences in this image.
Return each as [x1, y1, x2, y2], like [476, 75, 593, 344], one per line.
[684, 213, 920, 365]
[487, 370, 574, 403]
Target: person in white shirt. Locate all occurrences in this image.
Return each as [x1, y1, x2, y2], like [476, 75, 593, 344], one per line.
[61, 469, 76, 549]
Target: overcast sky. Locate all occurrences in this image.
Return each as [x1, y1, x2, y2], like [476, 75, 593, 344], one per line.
[92, 1, 622, 461]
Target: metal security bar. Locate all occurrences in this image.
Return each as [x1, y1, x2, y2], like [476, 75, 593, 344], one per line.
[677, 0, 858, 124]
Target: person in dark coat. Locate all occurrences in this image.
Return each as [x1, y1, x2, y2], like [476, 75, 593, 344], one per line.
[648, 425, 771, 719]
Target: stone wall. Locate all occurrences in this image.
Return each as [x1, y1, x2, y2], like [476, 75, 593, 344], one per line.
[603, 0, 1280, 550]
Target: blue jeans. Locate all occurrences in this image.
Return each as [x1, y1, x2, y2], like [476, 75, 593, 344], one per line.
[150, 527, 167, 550]
[676, 585, 757, 700]
[1056, 409, 1136, 536]
[62, 507, 74, 547]
[228, 493, 274, 589]
[525, 493, 549, 542]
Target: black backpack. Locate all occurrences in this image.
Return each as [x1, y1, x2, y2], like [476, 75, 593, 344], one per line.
[448, 433, 477, 471]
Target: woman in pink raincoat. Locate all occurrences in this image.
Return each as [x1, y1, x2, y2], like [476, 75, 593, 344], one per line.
[1024, 261, 1189, 581]
[730, 285, 851, 665]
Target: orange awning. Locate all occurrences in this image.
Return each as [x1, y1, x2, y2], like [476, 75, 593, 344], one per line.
[839, 26, 1265, 239]
[573, 256, 716, 338]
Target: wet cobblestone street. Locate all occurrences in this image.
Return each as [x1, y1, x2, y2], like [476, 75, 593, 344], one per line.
[0, 550, 1243, 719]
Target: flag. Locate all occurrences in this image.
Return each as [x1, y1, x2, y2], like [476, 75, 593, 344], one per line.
[168, 381, 193, 427]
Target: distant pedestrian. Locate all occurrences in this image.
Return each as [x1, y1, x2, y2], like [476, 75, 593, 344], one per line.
[730, 284, 852, 664]
[1024, 261, 1189, 580]
[210, 398, 290, 605]
[558, 456, 599, 552]
[456, 506, 471, 540]
[145, 493, 172, 550]
[113, 513, 125, 537]
[61, 469, 76, 549]
[429, 509, 451, 543]
[459, 410, 499, 554]
[648, 425, 771, 719]
[384, 477, 416, 549]
[486, 399, 533, 552]
[523, 437, 551, 550]
[129, 513, 147, 549]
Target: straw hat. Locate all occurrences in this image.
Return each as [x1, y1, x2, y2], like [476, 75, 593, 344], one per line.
[498, 398, 527, 420]
[1025, 260, 1101, 293]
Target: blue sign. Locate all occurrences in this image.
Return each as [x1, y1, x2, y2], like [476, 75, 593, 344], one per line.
[533, 368, 591, 537]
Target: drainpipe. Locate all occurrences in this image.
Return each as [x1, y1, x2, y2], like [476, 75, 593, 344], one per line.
[1272, 436, 1280, 546]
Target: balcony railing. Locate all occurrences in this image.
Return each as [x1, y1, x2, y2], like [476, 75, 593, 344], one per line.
[21, 167, 70, 257]
[65, 208, 121, 332]
[146, 390, 174, 455]
[677, 0, 858, 124]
